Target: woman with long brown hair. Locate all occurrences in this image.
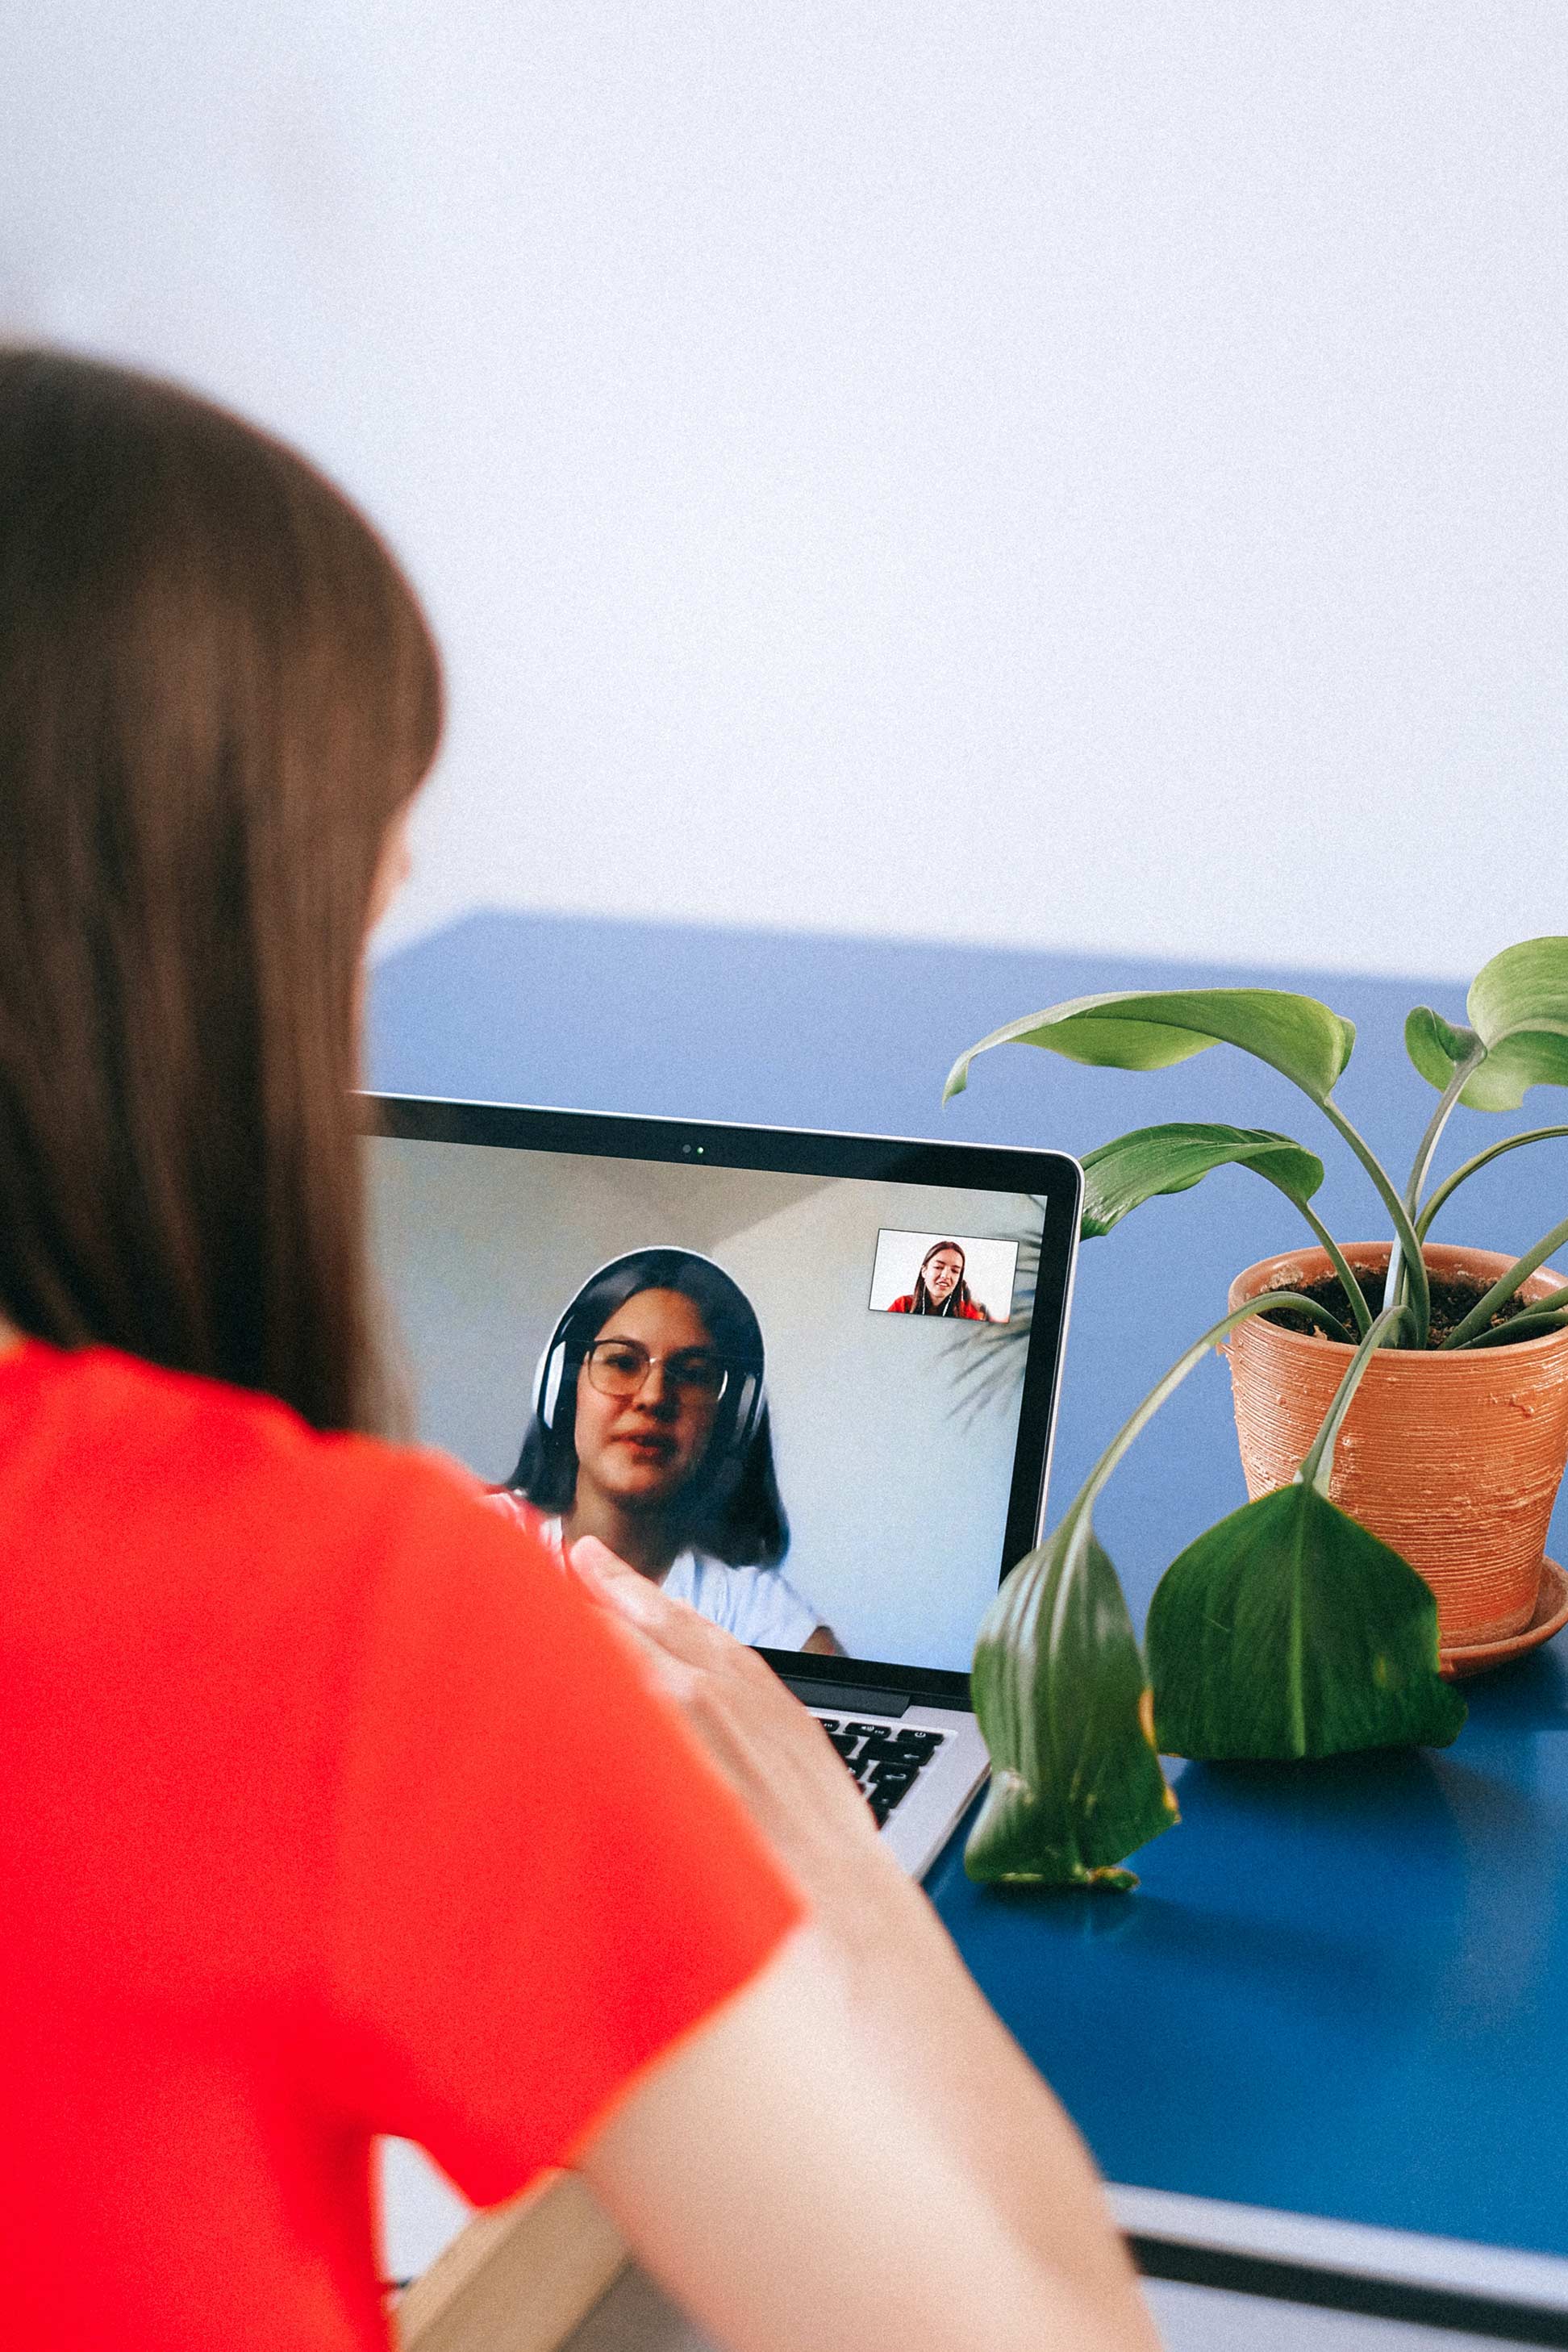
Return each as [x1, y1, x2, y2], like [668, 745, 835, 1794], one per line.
[888, 1239, 992, 1320]
[0, 349, 1154, 2352]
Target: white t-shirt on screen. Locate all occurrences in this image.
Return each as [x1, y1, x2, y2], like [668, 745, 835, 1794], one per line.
[661, 1547, 819, 1649]
[486, 1491, 821, 1649]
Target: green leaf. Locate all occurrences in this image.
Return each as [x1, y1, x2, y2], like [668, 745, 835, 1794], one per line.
[945, 987, 1356, 1107]
[1079, 1122, 1325, 1241]
[1408, 941, 1568, 1111]
[965, 1510, 1178, 1887]
[1146, 1484, 1466, 1762]
[1404, 1007, 1481, 1092]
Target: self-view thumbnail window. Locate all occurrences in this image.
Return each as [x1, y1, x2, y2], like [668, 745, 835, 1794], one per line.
[866, 1229, 1019, 1324]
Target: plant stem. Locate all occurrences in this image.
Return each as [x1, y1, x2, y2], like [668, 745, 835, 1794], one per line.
[1230, 1286, 1355, 1345]
[1069, 1291, 1341, 1528]
[1441, 1211, 1568, 1349]
[1315, 1096, 1432, 1346]
[1387, 1042, 1490, 1318]
[1416, 1125, 1568, 1241]
[1298, 1305, 1412, 1494]
[1257, 1176, 1373, 1336]
[1405, 1045, 1488, 1216]
[1462, 1308, 1568, 1350]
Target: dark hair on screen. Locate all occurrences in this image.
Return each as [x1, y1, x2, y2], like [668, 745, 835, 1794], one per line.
[0, 348, 443, 1432]
[909, 1239, 981, 1316]
[508, 1248, 790, 1570]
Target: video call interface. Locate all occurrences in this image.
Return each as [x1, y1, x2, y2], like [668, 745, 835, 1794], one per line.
[369, 1137, 1049, 1674]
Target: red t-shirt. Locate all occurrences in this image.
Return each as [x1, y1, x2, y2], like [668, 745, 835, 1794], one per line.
[887, 1294, 988, 1319]
[0, 1341, 804, 2350]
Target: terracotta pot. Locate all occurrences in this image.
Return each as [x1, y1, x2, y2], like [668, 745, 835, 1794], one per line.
[1227, 1243, 1568, 1648]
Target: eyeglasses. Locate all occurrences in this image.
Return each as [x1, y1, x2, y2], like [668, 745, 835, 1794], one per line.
[582, 1340, 731, 1403]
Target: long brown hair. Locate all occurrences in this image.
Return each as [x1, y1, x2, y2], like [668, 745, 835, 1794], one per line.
[0, 349, 442, 1430]
[508, 1249, 790, 1568]
[910, 1240, 981, 1317]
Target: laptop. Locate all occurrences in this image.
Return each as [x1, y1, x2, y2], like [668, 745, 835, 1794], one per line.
[361, 1095, 1081, 1879]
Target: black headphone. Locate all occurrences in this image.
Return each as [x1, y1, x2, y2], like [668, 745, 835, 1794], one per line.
[531, 1249, 766, 1485]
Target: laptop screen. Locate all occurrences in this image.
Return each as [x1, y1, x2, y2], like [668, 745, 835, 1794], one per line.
[365, 1103, 1078, 1682]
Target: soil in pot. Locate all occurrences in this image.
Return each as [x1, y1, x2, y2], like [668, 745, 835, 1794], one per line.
[1229, 1241, 1568, 1649]
[1262, 1272, 1539, 1349]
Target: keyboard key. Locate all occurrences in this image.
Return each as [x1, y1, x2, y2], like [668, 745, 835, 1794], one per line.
[819, 1717, 945, 1828]
[867, 1779, 915, 1825]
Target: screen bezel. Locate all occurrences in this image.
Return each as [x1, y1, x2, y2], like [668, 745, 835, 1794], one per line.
[360, 1092, 1082, 1706]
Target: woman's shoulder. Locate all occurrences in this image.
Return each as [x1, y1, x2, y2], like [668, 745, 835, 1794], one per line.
[886, 1294, 915, 1312]
[0, 1342, 592, 1792]
[1, 1337, 505, 1568]
[2, 1339, 340, 1493]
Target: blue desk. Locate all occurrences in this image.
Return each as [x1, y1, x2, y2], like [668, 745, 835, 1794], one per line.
[372, 912, 1568, 2343]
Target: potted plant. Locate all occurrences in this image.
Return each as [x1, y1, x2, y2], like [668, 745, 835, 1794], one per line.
[945, 938, 1568, 1887]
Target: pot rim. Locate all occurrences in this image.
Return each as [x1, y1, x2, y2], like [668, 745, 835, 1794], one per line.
[1228, 1241, 1568, 1361]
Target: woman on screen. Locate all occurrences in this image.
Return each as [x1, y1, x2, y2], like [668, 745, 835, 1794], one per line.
[498, 1248, 840, 1654]
[888, 1239, 991, 1320]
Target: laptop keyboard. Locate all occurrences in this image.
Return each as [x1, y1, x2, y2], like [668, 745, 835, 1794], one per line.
[816, 1719, 947, 1829]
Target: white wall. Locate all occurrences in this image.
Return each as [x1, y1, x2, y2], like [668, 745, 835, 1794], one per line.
[5, 2, 1566, 980]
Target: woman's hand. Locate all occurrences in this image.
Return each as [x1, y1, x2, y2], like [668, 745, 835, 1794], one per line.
[567, 1536, 908, 1956]
[569, 1533, 1159, 2348]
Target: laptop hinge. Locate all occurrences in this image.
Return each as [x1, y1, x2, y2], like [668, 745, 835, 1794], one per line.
[780, 1676, 911, 1717]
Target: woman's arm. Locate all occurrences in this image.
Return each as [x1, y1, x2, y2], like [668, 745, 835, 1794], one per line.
[569, 1540, 1159, 2349]
[578, 1922, 1151, 2352]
